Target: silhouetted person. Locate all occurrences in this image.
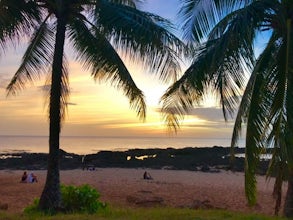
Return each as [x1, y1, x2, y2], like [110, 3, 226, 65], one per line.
[28, 172, 38, 183]
[20, 171, 27, 183]
[143, 171, 153, 180]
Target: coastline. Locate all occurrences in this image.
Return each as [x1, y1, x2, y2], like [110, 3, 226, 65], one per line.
[0, 135, 244, 155]
[0, 146, 269, 174]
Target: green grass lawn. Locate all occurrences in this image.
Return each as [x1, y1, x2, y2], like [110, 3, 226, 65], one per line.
[0, 207, 289, 220]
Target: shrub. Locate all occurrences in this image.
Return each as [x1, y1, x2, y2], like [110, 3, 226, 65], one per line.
[24, 184, 106, 215]
[61, 184, 106, 214]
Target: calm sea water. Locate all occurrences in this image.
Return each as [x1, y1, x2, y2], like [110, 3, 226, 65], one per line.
[0, 135, 244, 155]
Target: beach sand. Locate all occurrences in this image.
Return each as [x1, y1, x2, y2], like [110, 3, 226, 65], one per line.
[0, 168, 285, 216]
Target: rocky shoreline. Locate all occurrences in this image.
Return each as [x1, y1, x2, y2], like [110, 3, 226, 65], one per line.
[0, 146, 269, 174]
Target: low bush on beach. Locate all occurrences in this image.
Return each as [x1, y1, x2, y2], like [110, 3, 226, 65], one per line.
[24, 184, 106, 214]
[10, 207, 290, 220]
[61, 184, 106, 213]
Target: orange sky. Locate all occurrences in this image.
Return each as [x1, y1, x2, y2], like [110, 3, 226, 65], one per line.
[0, 0, 236, 139]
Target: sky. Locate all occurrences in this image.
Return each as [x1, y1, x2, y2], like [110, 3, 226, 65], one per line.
[0, 0, 236, 139]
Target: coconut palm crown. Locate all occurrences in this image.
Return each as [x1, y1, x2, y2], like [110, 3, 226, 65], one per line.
[160, 0, 293, 217]
[1, 0, 184, 211]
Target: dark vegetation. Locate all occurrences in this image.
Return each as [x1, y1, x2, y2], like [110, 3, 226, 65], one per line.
[24, 184, 106, 214]
[0, 147, 269, 174]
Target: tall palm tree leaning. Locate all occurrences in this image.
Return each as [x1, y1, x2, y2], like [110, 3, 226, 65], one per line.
[0, 0, 183, 211]
[160, 0, 293, 217]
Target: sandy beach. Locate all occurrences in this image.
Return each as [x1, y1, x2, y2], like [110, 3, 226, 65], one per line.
[0, 168, 284, 216]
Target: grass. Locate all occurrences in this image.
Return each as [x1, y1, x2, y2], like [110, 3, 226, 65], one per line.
[0, 207, 290, 220]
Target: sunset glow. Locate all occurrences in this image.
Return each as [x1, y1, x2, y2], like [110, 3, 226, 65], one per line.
[0, 0, 235, 139]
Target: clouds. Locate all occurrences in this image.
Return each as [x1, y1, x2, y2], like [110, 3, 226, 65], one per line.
[188, 107, 235, 121]
[155, 104, 236, 138]
[158, 105, 235, 122]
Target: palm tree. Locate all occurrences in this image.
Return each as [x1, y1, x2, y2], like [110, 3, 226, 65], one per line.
[160, 0, 293, 217]
[1, 0, 183, 211]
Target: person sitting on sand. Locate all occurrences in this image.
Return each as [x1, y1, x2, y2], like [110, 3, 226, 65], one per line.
[27, 172, 38, 183]
[143, 171, 153, 180]
[20, 171, 27, 183]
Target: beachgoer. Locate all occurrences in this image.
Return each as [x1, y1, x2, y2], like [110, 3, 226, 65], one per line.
[143, 171, 153, 180]
[27, 172, 38, 183]
[20, 171, 27, 183]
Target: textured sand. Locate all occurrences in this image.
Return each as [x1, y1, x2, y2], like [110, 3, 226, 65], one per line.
[0, 168, 285, 215]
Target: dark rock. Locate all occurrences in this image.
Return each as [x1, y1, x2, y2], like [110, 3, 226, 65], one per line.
[0, 147, 270, 175]
[200, 165, 210, 172]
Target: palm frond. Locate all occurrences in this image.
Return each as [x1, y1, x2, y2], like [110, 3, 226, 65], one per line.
[160, 71, 201, 132]
[69, 19, 146, 120]
[242, 32, 286, 206]
[160, 19, 254, 132]
[0, 0, 41, 52]
[178, 0, 252, 43]
[231, 30, 280, 158]
[160, 44, 221, 131]
[6, 20, 54, 95]
[238, 32, 282, 206]
[243, 48, 283, 206]
[244, 72, 267, 206]
[96, 0, 184, 82]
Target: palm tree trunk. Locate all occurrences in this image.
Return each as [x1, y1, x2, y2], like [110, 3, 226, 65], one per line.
[38, 14, 67, 211]
[284, 13, 293, 217]
[284, 170, 293, 217]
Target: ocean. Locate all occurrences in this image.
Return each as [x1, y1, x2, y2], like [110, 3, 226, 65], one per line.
[0, 135, 244, 155]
